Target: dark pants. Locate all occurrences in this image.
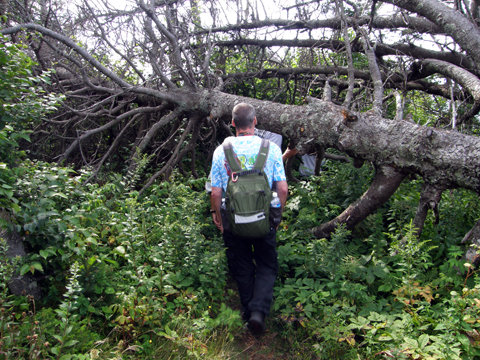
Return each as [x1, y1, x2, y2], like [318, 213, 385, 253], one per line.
[223, 228, 279, 318]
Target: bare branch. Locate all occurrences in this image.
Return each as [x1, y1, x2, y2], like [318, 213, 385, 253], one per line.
[139, 116, 197, 194]
[418, 59, 480, 101]
[312, 165, 407, 238]
[2, 23, 180, 103]
[360, 27, 383, 114]
[194, 15, 442, 35]
[59, 104, 168, 163]
[335, 0, 355, 108]
[83, 0, 146, 82]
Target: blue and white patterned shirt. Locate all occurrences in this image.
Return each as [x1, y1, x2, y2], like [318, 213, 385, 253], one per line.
[211, 135, 286, 192]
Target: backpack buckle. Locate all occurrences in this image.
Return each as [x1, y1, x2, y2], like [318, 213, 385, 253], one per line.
[231, 172, 239, 182]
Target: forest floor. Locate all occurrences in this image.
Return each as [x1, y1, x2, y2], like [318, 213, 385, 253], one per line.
[224, 277, 317, 360]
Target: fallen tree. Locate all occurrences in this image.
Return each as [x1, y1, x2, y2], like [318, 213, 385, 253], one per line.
[1, 0, 479, 240]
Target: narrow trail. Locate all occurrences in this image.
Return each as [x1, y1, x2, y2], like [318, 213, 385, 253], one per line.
[224, 277, 311, 360]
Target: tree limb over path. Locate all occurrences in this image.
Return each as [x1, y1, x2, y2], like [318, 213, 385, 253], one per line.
[206, 92, 480, 194]
[2, 0, 480, 240]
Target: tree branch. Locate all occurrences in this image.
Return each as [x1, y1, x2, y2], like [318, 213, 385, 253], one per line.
[382, 0, 480, 65]
[312, 165, 407, 238]
[1, 23, 180, 103]
[194, 15, 442, 35]
[412, 183, 445, 237]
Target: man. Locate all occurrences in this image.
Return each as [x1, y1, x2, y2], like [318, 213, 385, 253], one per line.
[210, 102, 288, 333]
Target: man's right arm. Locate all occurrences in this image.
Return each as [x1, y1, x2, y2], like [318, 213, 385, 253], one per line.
[210, 186, 223, 232]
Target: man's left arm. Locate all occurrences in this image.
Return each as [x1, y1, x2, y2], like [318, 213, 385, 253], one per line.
[274, 180, 288, 210]
[270, 142, 288, 210]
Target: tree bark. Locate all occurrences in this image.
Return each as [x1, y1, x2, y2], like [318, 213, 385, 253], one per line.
[461, 219, 480, 267]
[203, 92, 480, 194]
[418, 59, 480, 101]
[412, 183, 445, 237]
[382, 0, 480, 65]
[1, 210, 42, 300]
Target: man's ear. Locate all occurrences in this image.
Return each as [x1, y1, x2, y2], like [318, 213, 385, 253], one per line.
[232, 119, 236, 128]
[254, 117, 257, 126]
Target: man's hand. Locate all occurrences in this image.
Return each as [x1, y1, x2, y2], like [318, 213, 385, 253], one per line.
[282, 147, 298, 162]
[212, 211, 223, 233]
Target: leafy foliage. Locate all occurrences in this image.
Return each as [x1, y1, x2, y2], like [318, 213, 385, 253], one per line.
[0, 157, 479, 358]
[0, 34, 63, 213]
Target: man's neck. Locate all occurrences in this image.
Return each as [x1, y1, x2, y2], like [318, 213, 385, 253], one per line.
[236, 128, 255, 137]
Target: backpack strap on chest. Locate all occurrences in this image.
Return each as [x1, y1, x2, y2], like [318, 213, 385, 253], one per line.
[222, 137, 270, 178]
[253, 138, 270, 171]
[223, 137, 242, 173]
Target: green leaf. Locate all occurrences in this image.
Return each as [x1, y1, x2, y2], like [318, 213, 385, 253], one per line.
[377, 335, 393, 341]
[86, 237, 98, 245]
[378, 284, 392, 292]
[457, 333, 471, 349]
[64, 339, 78, 347]
[372, 265, 387, 278]
[113, 245, 126, 256]
[51, 192, 68, 199]
[102, 306, 113, 314]
[179, 278, 194, 287]
[418, 334, 429, 349]
[104, 259, 119, 268]
[65, 325, 73, 335]
[87, 256, 97, 268]
[20, 264, 30, 276]
[366, 270, 375, 284]
[37, 211, 60, 219]
[433, 323, 447, 331]
[403, 337, 418, 348]
[13, 132, 30, 142]
[32, 262, 43, 272]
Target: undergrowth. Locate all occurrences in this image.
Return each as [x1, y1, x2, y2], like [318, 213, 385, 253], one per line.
[0, 159, 479, 359]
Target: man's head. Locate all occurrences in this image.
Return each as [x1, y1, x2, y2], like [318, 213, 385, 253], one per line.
[232, 103, 256, 130]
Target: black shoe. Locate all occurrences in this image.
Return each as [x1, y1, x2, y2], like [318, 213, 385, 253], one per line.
[248, 311, 266, 334]
[241, 305, 251, 323]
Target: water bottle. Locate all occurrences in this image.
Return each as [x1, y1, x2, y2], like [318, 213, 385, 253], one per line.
[205, 180, 212, 194]
[270, 192, 282, 228]
[271, 192, 281, 208]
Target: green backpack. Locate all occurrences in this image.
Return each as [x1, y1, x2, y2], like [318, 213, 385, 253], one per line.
[222, 137, 272, 238]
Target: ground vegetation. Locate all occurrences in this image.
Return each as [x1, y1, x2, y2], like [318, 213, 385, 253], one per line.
[1, 0, 480, 359]
[0, 0, 479, 238]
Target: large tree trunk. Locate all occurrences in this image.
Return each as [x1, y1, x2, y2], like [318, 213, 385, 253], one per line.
[204, 91, 480, 238]
[205, 92, 480, 194]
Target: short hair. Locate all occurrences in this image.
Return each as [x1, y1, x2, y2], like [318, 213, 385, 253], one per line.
[232, 103, 255, 129]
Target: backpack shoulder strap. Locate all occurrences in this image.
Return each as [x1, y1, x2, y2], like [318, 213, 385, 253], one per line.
[253, 138, 270, 171]
[222, 137, 242, 173]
